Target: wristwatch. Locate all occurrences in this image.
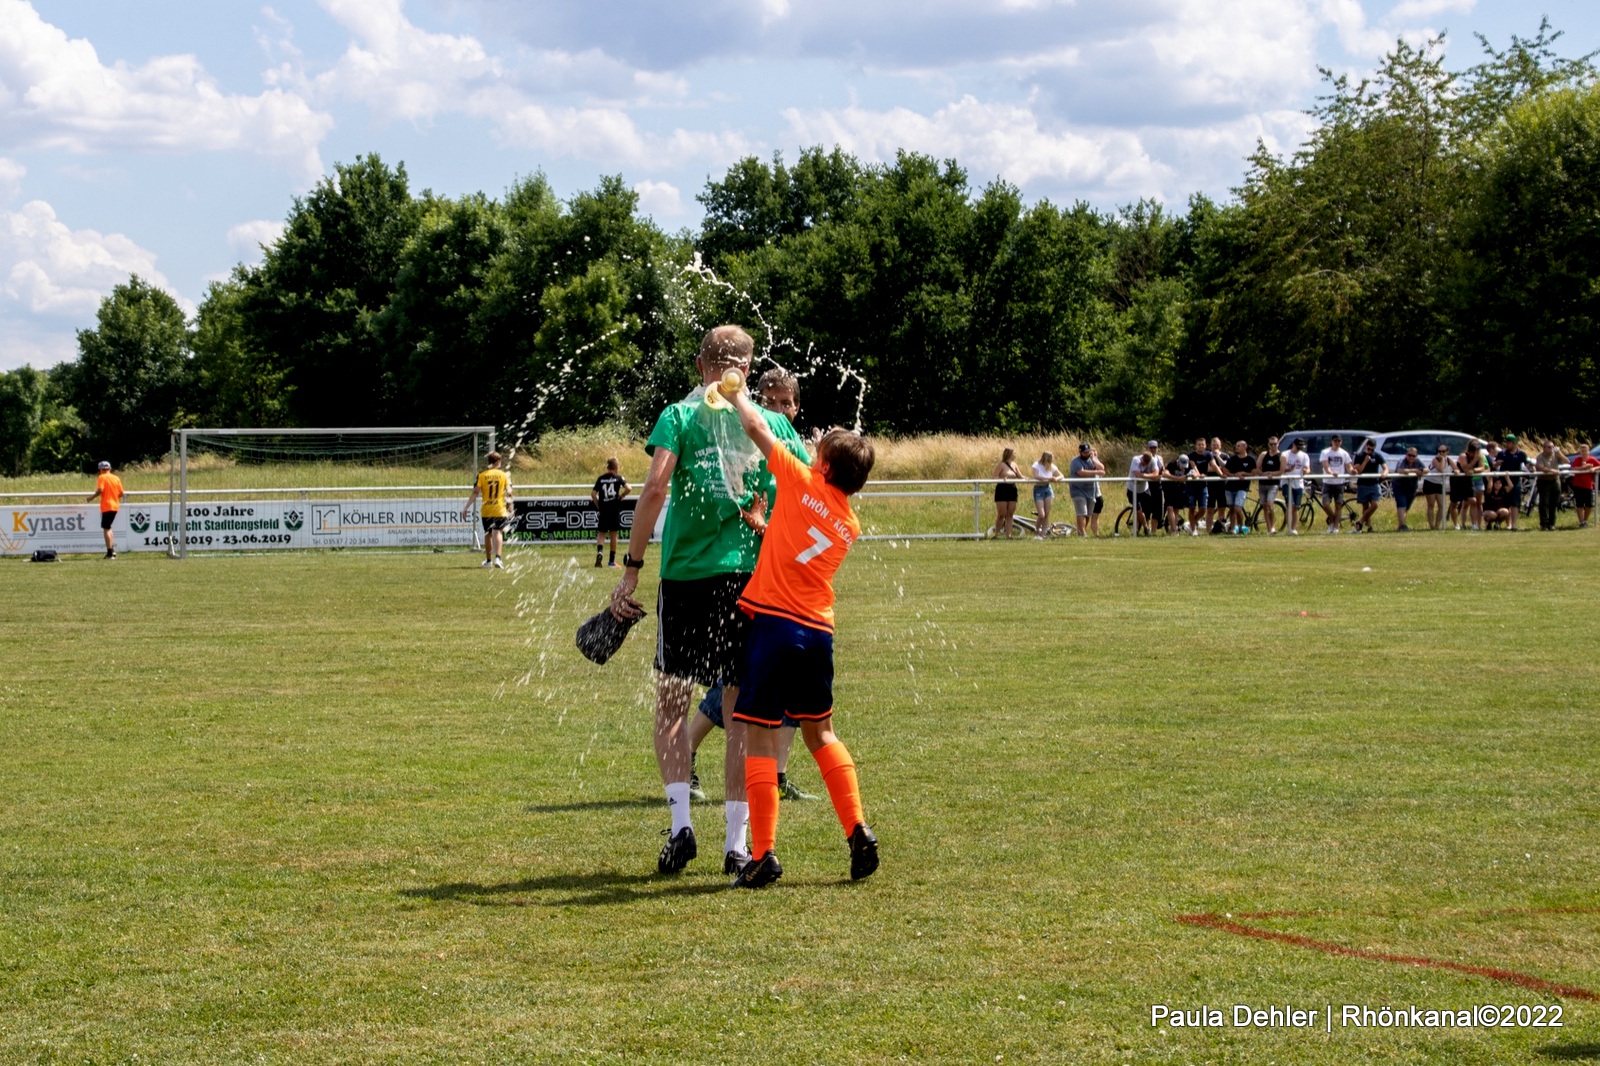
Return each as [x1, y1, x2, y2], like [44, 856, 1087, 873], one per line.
[622, 553, 645, 569]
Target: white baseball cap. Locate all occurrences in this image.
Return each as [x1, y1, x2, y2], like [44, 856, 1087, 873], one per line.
[97, 460, 111, 470]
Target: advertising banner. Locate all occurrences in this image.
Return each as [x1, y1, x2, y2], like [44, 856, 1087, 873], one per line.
[509, 497, 637, 542]
[3, 496, 662, 555]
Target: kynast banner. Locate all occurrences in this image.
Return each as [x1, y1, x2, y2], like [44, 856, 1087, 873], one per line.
[3, 499, 475, 555]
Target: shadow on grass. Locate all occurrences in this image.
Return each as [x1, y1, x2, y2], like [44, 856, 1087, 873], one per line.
[401, 870, 727, 908]
[522, 798, 659, 814]
[1537, 1045, 1600, 1061]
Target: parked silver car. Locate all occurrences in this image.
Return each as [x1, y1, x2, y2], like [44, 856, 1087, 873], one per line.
[1275, 428, 1380, 480]
[1369, 430, 1477, 471]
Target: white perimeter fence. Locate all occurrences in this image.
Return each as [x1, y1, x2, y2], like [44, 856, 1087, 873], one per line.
[0, 470, 1584, 556]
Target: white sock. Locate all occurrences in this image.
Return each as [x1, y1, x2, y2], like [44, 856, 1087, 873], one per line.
[665, 782, 693, 834]
[724, 800, 749, 856]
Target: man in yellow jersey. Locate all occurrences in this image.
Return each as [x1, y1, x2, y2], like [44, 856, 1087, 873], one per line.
[86, 460, 124, 559]
[461, 451, 511, 569]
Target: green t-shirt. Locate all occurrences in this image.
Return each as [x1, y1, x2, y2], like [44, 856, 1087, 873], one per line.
[646, 396, 808, 581]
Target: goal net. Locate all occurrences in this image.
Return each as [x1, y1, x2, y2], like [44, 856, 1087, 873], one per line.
[164, 427, 496, 558]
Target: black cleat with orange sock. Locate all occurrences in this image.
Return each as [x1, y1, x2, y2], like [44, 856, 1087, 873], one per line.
[848, 823, 878, 880]
[731, 849, 783, 889]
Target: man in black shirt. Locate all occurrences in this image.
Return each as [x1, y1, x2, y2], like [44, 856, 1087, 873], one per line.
[1186, 436, 1214, 535]
[1222, 440, 1256, 534]
[1496, 434, 1528, 530]
[591, 457, 631, 567]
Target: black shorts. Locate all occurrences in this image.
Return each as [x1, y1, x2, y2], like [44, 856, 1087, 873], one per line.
[732, 613, 834, 727]
[100, 510, 117, 530]
[596, 506, 624, 533]
[655, 572, 752, 687]
[994, 483, 1018, 504]
[1576, 487, 1595, 507]
[1323, 484, 1346, 505]
[481, 516, 508, 532]
[1448, 477, 1472, 503]
[1422, 482, 1443, 496]
[1093, 495, 1104, 514]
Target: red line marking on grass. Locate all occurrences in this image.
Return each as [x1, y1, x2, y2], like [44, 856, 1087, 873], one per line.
[1176, 910, 1600, 1002]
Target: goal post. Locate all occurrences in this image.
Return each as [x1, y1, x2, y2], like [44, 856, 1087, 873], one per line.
[167, 427, 496, 558]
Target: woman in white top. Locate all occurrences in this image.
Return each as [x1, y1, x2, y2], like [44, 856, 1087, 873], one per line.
[1031, 452, 1065, 538]
[1425, 445, 1453, 530]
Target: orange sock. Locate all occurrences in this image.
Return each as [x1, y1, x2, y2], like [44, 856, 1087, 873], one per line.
[812, 740, 865, 836]
[745, 755, 779, 858]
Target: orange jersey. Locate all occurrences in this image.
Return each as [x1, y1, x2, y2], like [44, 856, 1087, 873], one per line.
[738, 441, 860, 633]
[96, 472, 124, 512]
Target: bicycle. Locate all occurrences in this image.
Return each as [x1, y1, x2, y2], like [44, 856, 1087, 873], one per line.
[1000, 513, 1074, 538]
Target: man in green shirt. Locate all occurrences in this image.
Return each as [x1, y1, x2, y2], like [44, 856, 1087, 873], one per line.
[610, 325, 808, 874]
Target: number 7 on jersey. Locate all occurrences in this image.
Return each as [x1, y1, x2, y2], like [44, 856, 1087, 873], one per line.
[796, 525, 832, 564]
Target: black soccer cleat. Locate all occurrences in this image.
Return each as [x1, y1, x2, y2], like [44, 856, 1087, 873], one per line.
[848, 823, 879, 881]
[657, 826, 697, 874]
[724, 849, 751, 875]
[730, 849, 783, 889]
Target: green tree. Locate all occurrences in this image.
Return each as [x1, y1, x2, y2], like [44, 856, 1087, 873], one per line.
[0, 366, 46, 475]
[191, 274, 292, 427]
[1447, 83, 1600, 432]
[70, 276, 191, 463]
[238, 154, 422, 426]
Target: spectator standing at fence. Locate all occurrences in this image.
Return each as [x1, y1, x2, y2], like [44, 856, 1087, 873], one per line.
[1255, 437, 1283, 534]
[1031, 451, 1065, 538]
[1127, 441, 1164, 534]
[462, 451, 511, 569]
[1162, 453, 1192, 533]
[1458, 441, 1489, 530]
[1535, 439, 1565, 531]
[1068, 443, 1100, 538]
[1426, 445, 1452, 530]
[1206, 437, 1229, 535]
[591, 458, 631, 567]
[1281, 438, 1310, 535]
[1319, 435, 1353, 533]
[1221, 440, 1256, 534]
[1496, 435, 1529, 531]
[1391, 446, 1424, 531]
[1350, 438, 1386, 533]
[1184, 436, 1212, 534]
[86, 460, 124, 559]
[992, 447, 1024, 539]
[1088, 446, 1107, 536]
[1569, 443, 1597, 529]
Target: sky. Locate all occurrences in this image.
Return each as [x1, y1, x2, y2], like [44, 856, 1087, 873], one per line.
[0, 0, 1594, 372]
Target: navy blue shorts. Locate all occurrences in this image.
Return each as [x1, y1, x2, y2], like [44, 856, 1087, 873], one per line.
[731, 613, 835, 728]
[698, 683, 799, 730]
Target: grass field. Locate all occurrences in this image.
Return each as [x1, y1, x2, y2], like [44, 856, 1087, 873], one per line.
[4, 534, 1600, 1064]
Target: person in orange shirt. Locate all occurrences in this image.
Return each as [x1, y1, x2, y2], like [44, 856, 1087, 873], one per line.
[86, 460, 124, 559]
[720, 379, 879, 889]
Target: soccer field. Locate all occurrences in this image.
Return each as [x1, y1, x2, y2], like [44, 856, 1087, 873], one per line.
[4, 536, 1599, 1064]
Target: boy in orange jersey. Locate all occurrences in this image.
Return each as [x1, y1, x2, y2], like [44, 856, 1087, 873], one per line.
[721, 380, 878, 888]
[86, 460, 124, 559]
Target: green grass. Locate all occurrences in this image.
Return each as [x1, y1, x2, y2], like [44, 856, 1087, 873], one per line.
[4, 535, 1600, 1063]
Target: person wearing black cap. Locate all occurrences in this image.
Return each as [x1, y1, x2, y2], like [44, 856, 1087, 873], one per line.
[86, 460, 123, 559]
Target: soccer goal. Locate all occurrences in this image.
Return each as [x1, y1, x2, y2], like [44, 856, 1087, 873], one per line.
[164, 427, 496, 558]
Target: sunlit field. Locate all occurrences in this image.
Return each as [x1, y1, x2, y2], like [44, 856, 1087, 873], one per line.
[4, 533, 1600, 1064]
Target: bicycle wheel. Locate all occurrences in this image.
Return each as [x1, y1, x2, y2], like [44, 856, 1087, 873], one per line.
[1249, 499, 1287, 532]
[1113, 507, 1135, 536]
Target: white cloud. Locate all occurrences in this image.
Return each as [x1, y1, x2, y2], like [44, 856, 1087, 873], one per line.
[785, 95, 1167, 194]
[0, 0, 332, 181]
[226, 220, 287, 265]
[0, 199, 178, 318]
[0, 156, 22, 200]
[633, 180, 684, 218]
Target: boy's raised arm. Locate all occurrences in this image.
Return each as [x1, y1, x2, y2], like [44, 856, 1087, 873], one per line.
[728, 384, 777, 459]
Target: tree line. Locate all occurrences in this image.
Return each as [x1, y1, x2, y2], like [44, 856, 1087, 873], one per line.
[1, 24, 1595, 474]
